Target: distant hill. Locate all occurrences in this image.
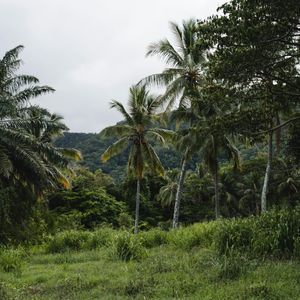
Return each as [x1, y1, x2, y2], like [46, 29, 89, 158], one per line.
[54, 132, 192, 180]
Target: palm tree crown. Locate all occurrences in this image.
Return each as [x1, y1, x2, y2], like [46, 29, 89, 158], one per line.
[0, 45, 81, 191]
[141, 19, 206, 110]
[101, 85, 173, 179]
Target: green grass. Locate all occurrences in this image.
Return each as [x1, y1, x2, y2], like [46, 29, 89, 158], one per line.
[2, 211, 300, 299]
[0, 245, 300, 299]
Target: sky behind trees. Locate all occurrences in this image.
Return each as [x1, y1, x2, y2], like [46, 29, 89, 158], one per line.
[0, 0, 225, 132]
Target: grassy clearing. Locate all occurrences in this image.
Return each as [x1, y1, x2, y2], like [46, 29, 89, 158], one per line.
[0, 246, 300, 299]
[1, 210, 300, 299]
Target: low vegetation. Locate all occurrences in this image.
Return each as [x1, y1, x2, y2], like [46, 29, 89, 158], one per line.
[1, 209, 300, 299]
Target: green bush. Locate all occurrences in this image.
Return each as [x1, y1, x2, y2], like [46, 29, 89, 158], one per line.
[48, 188, 127, 229]
[110, 232, 146, 261]
[46, 230, 92, 253]
[167, 222, 217, 250]
[0, 247, 26, 273]
[214, 217, 254, 255]
[88, 227, 115, 249]
[138, 228, 168, 248]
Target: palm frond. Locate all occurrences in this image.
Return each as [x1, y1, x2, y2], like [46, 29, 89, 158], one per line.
[147, 128, 175, 144]
[142, 143, 164, 176]
[58, 148, 82, 161]
[110, 100, 134, 125]
[101, 137, 129, 162]
[146, 39, 183, 67]
[14, 86, 55, 103]
[100, 125, 132, 138]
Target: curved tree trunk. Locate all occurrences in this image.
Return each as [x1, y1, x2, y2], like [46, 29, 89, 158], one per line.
[172, 151, 188, 229]
[213, 159, 220, 219]
[261, 132, 273, 213]
[134, 178, 141, 234]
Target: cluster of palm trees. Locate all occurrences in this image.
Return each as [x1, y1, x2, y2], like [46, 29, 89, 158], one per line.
[0, 45, 80, 196]
[101, 20, 241, 233]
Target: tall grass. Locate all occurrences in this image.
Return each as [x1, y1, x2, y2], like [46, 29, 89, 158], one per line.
[45, 207, 300, 261]
[0, 247, 26, 273]
[214, 207, 300, 258]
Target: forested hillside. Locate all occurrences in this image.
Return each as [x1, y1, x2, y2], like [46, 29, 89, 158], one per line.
[54, 132, 199, 179]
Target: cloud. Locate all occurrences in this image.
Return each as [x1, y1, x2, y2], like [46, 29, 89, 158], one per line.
[0, 0, 225, 132]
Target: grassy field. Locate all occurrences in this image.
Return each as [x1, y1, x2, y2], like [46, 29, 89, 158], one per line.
[1, 212, 300, 299]
[1, 242, 300, 298]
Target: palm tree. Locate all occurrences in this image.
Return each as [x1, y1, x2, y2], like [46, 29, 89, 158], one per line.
[201, 134, 240, 219]
[140, 19, 207, 228]
[100, 85, 173, 233]
[157, 170, 178, 207]
[141, 19, 206, 110]
[0, 45, 81, 191]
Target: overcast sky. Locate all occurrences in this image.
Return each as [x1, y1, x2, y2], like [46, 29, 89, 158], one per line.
[0, 0, 225, 132]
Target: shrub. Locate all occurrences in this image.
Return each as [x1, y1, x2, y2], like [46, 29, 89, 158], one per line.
[0, 247, 26, 273]
[88, 227, 115, 249]
[214, 218, 254, 255]
[46, 230, 92, 253]
[138, 229, 168, 248]
[167, 222, 217, 250]
[48, 189, 126, 229]
[117, 212, 134, 229]
[110, 232, 146, 261]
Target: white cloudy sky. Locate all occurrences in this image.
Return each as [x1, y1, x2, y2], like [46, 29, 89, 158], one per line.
[0, 0, 225, 132]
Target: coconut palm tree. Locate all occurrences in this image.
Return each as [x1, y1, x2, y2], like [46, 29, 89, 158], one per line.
[157, 170, 178, 207]
[141, 19, 206, 110]
[100, 85, 173, 233]
[140, 19, 207, 228]
[201, 134, 240, 218]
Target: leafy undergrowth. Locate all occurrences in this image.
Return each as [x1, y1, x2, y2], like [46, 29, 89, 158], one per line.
[1, 209, 300, 299]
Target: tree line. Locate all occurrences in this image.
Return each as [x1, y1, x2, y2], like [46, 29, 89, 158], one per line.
[0, 0, 299, 242]
[100, 0, 300, 233]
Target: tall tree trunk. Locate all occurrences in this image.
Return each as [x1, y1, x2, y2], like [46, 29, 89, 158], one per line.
[134, 178, 141, 234]
[261, 132, 273, 213]
[214, 159, 220, 219]
[172, 150, 188, 228]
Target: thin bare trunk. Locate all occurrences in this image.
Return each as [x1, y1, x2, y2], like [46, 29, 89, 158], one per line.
[261, 132, 273, 213]
[214, 159, 220, 219]
[134, 179, 141, 234]
[172, 150, 188, 228]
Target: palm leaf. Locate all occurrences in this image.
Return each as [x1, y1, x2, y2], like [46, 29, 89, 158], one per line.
[101, 137, 129, 162]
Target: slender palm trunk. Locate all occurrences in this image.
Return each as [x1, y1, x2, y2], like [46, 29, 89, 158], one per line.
[261, 132, 273, 213]
[172, 150, 188, 229]
[213, 159, 220, 219]
[134, 179, 141, 234]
